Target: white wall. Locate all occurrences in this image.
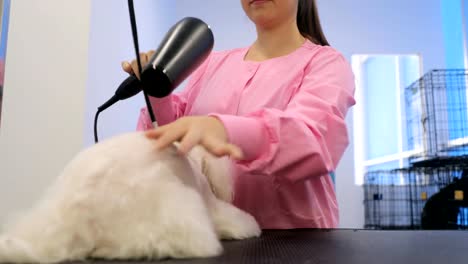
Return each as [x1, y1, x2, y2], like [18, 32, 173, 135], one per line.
[0, 0, 91, 218]
[318, 0, 445, 71]
[173, 0, 447, 228]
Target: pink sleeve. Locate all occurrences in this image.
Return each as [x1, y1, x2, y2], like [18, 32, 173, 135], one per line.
[136, 56, 210, 130]
[212, 50, 356, 183]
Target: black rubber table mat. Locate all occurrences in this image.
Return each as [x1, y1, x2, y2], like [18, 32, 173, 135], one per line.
[77, 229, 468, 264]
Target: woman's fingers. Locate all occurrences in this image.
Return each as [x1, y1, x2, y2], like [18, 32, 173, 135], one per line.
[150, 126, 187, 151]
[227, 144, 244, 160]
[145, 128, 163, 139]
[144, 116, 243, 159]
[220, 144, 244, 160]
[203, 137, 244, 160]
[147, 50, 156, 60]
[130, 53, 148, 79]
[178, 129, 201, 155]
[122, 52, 153, 79]
[121, 61, 133, 74]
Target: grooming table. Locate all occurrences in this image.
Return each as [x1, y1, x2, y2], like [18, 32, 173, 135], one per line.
[83, 229, 468, 264]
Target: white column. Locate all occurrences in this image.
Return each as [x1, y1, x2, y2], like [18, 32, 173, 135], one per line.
[0, 0, 92, 218]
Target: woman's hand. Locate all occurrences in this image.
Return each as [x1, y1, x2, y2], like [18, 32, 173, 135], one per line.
[121, 50, 155, 79]
[145, 116, 244, 160]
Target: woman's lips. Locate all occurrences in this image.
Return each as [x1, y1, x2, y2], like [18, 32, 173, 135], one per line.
[250, 0, 270, 5]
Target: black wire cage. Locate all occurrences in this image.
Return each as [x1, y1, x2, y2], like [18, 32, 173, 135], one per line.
[364, 69, 468, 230]
[364, 166, 468, 230]
[405, 69, 468, 166]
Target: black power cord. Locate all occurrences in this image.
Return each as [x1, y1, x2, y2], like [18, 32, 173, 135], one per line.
[127, 0, 155, 124]
[94, 0, 156, 143]
[93, 110, 101, 143]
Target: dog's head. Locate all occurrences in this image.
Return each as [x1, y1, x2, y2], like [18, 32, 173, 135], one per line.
[187, 146, 234, 203]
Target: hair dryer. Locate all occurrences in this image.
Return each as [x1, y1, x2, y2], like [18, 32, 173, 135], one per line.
[141, 17, 214, 98]
[98, 17, 214, 112]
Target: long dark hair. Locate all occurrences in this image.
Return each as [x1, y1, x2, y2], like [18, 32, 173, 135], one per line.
[297, 0, 330, 46]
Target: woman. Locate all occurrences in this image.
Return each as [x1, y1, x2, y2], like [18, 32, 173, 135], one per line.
[123, 0, 356, 229]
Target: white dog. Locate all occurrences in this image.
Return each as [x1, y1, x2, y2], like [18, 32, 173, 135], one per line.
[0, 132, 261, 263]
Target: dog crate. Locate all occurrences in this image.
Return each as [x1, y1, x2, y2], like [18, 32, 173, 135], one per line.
[405, 69, 468, 166]
[364, 165, 468, 230]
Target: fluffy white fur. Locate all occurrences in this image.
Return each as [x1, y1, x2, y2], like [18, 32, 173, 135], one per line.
[0, 132, 260, 263]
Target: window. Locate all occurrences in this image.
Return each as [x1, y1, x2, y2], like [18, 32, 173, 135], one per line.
[352, 54, 423, 185]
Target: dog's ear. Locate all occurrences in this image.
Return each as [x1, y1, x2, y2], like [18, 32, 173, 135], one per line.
[188, 146, 233, 203]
